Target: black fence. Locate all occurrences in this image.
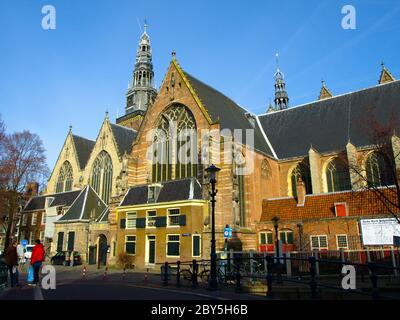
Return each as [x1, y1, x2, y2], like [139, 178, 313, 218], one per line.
[160, 252, 400, 300]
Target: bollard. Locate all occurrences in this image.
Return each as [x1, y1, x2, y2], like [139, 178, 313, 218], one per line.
[340, 248, 345, 263]
[82, 265, 87, 280]
[191, 260, 198, 289]
[266, 256, 273, 298]
[122, 267, 126, 281]
[176, 261, 181, 287]
[368, 263, 379, 300]
[313, 251, 320, 277]
[230, 249, 234, 271]
[103, 266, 108, 281]
[162, 262, 169, 286]
[309, 257, 317, 299]
[249, 251, 255, 285]
[286, 252, 292, 278]
[234, 256, 241, 293]
[263, 252, 268, 274]
[391, 247, 398, 277]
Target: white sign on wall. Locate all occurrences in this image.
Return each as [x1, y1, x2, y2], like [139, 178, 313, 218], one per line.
[360, 218, 400, 246]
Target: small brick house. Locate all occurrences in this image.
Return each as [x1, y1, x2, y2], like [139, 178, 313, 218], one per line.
[257, 185, 399, 253]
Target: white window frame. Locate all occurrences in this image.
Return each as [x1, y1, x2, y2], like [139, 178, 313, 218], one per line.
[259, 231, 273, 245]
[166, 234, 180, 258]
[167, 208, 180, 227]
[21, 214, 27, 226]
[310, 235, 328, 250]
[125, 235, 136, 255]
[279, 230, 294, 245]
[30, 232, 36, 244]
[39, 231, 45, 242]
[336, 234, 349, 249]
[126, 212, 137, 229]
[41, 213, 46, 225]
[192, 234, 201, 257]
[146, 210, 157, 228]
[31, 212, 38, 226]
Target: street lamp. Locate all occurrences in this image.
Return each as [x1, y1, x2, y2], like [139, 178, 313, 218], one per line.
[272, 216, 280, 261]
[206, 164, 221, 291]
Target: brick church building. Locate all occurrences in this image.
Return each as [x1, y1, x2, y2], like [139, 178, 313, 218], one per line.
[20, 25, 400, 268]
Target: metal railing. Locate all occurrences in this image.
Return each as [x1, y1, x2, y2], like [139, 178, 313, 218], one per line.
[160, 251, 400, 300]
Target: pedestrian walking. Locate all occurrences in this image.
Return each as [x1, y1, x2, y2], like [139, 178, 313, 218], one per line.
[29, 239, 45, 287]
[4, 239, 20, 287]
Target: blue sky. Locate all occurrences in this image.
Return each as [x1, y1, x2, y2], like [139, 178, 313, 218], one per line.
[1, 0, 400, 169]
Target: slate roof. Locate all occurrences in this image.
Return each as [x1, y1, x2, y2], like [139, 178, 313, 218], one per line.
[72, 135, 95, 169]
[110, 123, 137, 156]
[22, 190, 81, 213]
[257, 80, 400, 159]
[120, 178, 203, 207]
[56, 186, 108, 223]
[183, 72, 274, 157]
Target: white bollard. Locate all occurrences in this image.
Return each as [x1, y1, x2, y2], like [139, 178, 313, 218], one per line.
[286, 252, 291, 278]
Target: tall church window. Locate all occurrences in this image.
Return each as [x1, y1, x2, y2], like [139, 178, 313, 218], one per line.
[290, 162, 312, 197]
[326, 158, 351, 192]
[90, 151, 113, 203]
[55, 161, 73, 193]
[151, 104, 197, 182]
[365, 152, 394, 187]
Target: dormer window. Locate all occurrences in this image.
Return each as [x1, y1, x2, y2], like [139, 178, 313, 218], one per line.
[148, 184, 162, 203]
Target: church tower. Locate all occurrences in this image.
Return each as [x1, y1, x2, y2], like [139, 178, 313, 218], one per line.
[274, 54, 289, 110]
[117, 22, 157, 130]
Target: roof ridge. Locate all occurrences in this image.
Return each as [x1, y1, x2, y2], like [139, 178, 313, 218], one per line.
[258, 79, 400, 117]
[110, 122, 138, 133]
[72, 134, 95, 143]
[183, 71, 247, 113]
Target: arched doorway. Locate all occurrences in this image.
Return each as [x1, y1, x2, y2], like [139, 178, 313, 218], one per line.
[97, 234, 108, 268]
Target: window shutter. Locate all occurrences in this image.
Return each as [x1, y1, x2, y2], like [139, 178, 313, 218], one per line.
[57, 232, 64, 252]
[193, 235, 201, 257]
[67, 232, 75, 251]
[155, 216, 167, 228]
[136, 218, 146, 228]
[179, 215, 186, 226]
[335, 203, 348, 217]
[120, 219, 126, 229]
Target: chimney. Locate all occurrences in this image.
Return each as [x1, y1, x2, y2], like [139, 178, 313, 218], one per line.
[296, 177, 306, 205]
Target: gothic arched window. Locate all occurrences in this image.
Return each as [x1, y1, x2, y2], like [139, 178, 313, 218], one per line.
[261, 159, 271, 179]
[365, 152, 394, 187]
[290, 162, 312, 197]
[151, 104, 197, 182]
[325, 158, 351, 192]
[56, 161, 73, 193]
[90, 151, 113, 203]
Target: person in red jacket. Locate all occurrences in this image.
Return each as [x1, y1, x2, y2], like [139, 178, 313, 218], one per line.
[29, 239, 45, 286]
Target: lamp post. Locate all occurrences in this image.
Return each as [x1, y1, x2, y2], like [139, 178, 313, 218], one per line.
[272, 216, 280, 262]
[206, 164, 221, 291]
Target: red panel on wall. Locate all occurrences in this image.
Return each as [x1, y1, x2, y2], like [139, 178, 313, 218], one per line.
[335, 203, 348, 217]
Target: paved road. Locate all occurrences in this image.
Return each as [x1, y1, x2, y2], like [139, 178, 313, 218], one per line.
[0, 265, 265, 300]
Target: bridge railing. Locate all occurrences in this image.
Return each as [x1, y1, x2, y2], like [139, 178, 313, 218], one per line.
[160, 250, 400, 300]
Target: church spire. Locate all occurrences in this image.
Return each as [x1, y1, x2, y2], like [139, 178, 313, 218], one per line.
[125, 21, 157, 114]
[266, 98, 275, 114]
[379, 62, 396, 84]
[274, 53, 289, 110]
